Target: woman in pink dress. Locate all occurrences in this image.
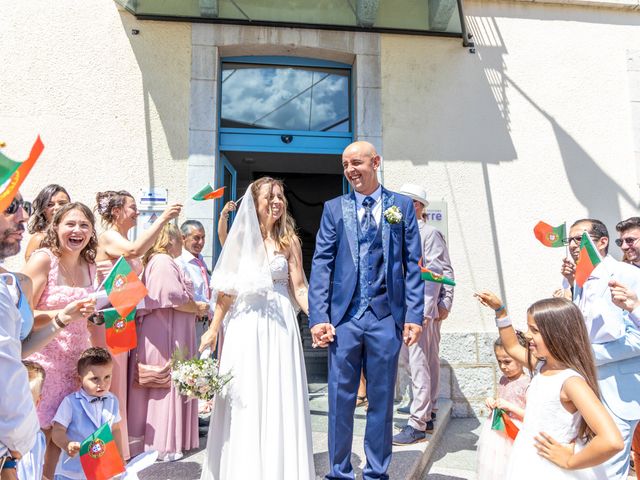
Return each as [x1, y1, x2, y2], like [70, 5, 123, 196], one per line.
[23, 202, 98, 479]
[92, 189, 181, 459]
[128, 223, 208, 461]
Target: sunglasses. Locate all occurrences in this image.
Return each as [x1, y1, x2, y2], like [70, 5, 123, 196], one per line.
[567, 234, 601, 245]
[615, 237, 639, 247]
[4, 197, 32, 216]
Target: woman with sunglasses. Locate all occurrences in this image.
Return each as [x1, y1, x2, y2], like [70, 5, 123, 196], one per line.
[24, 184, 70, 261]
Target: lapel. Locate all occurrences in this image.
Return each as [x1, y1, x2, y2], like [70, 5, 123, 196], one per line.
[76, 391, 101, 429]
[341, 192, 358, 268]
[381, 187, 394, 270]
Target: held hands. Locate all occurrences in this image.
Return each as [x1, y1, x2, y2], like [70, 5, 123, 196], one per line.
[196, 301, 210, 316]
[310, 323, 336, 348]
[561, 257, 576, 285]
[403, 323, 422, 347]
[199, 327, 218, 353]
[534, 432, 575, 469]
[61, 297, 97, 325]
[161, 204, 182, 222]
[67, 441, 81, 457]
[609, 280, 640, 313]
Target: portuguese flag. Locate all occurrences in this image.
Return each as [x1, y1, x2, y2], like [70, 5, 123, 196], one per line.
[533, 221, 566, 248]
[104, 308, 137, 355]
[575, 232, 602, 288]
[419, 259, 455, 286]
[193, 184, 225, 201]
[79, 423, 125, 480]
[103, 256, 147, 317]
[491, 408, 519, 441]
[0, 136, 45, 212]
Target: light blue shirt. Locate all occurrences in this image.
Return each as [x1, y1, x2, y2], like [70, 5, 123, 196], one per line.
[17, 430, 45, 480]
[52, 389, 120, 480]
[354, 185, 382, 228]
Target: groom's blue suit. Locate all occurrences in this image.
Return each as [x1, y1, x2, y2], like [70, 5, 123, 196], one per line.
[309, 187, 424, 480]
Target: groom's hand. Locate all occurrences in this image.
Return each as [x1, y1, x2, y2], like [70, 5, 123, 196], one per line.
[311, 323, 335, 348]
[403, 323, 422, 347]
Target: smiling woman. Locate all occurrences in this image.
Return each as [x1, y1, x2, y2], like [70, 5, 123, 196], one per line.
[22, 202, 98, 479]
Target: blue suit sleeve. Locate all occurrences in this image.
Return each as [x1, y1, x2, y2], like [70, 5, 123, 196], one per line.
[402, 202, 425, 325]
[309, 202, 337, 328]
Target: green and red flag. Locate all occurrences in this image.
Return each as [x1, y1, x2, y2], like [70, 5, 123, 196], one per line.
[533, 221, 566, 248]
[103, 256, 147, 317]
[575, 232, 602, 288]
[419, 259, 456, 286]
[0, 136, 44, 211]
[192, 184, 225, 201]
[79, 423, 125, 480]
[104, 308, 137, 355]
[491, 408, 519, 441]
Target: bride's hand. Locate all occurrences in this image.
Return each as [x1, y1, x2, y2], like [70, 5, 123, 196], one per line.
[199, 328, 217, 353]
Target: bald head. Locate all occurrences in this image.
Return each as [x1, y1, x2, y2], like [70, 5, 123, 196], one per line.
[342, 141, 380, 195]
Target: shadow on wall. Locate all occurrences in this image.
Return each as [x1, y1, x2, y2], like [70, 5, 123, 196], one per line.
[116, 8, 191, 188]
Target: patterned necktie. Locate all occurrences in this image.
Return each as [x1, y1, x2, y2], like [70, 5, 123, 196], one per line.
[194, 256, 211, 300]
[361, 196, 377, 243]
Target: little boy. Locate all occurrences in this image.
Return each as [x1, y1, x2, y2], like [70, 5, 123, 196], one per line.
[51, 347, 122, 480]
[16, 361, 46, 480]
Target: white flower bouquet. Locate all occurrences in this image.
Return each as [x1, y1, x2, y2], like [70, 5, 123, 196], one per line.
[171, 350, 232, 401]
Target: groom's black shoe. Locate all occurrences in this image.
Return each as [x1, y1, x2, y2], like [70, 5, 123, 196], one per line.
[392, 425, 426, 445]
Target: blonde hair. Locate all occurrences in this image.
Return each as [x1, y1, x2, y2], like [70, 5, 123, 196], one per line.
[22, 360, 46, 398]
[142, 223, 180, 266]
[251, 177, 298, 251]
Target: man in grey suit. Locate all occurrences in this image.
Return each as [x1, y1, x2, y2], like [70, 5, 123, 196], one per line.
[393, 184, 454, 445]
[561, 218, 640, 479]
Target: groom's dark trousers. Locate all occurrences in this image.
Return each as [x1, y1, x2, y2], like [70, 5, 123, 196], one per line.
[328, 309, 402, 480]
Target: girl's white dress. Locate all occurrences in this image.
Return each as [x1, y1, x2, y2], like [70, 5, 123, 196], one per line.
[505, 362, 607, 479]
[199, 254, 315, 480]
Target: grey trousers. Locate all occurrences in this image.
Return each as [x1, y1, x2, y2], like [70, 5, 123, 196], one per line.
[398, 319, 442, 431]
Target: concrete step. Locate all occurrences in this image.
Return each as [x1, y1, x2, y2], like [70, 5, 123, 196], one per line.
[309, 383, 452, 480]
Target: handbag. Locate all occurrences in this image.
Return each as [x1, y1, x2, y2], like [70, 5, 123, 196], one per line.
[133, 306, 173, 389]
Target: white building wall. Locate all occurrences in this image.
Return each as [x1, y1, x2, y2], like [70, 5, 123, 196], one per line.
[1, 2, 191, 271]
[381, 1, 640, 415]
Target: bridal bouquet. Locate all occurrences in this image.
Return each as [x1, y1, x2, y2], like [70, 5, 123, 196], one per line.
[171, 350, 232, 401]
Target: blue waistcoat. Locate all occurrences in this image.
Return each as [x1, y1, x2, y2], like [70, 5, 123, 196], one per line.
[346, 218, 391, 320]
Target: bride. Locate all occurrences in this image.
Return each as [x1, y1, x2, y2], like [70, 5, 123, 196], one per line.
[199, 177, 315, 479]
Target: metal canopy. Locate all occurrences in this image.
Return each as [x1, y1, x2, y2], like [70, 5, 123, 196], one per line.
[116, 0, 467, 38]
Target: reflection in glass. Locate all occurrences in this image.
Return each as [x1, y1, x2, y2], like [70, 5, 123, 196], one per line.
[221, 64, 350, 132]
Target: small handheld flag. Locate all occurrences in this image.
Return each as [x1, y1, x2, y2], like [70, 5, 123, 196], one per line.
[419, 259, 456, 286]
[193, 184, 225, 201]
[575, 232, 602, 288]
[533, 221, 566, 248]
[79, 423, 125, 480]
[491, 408, 519, 440]
[104, 308, 137, 355]
[102, 257, 147, 317]
[0, 136, 44, 211]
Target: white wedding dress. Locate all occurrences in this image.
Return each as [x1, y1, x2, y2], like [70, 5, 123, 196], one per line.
[200, 253, 315, 480]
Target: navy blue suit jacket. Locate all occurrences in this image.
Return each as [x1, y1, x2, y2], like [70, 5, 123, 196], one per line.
[308, 187, 424, 329]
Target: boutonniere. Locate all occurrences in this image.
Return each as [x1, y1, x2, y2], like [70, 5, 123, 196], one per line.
[384, 206, 402, 224]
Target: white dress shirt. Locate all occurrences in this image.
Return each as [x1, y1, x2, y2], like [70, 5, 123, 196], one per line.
[354, 185, 382, 228]
[176, 250, 211, 303]
[0, 280, 39, 457]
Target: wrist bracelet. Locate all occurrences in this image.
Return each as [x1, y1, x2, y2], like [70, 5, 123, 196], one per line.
[53, 314, 67, 329]
[494, 305, 506, 313]
[495, 315, 512, 329]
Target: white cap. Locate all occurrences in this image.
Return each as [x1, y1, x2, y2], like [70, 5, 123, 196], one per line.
[398, 183, 429, 207]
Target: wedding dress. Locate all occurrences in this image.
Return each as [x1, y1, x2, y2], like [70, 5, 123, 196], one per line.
[200, 185, 314, 480]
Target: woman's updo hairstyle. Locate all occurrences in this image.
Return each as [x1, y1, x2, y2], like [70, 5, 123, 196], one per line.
[95, 190, 133, 225]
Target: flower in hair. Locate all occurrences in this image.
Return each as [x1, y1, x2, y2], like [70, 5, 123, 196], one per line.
[98, 197, 110, 215]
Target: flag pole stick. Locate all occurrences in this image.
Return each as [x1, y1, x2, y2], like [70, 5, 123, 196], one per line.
[564, 221, 569, 259]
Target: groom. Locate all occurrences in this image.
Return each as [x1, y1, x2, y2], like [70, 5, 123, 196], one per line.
[309, 141, 424, 480]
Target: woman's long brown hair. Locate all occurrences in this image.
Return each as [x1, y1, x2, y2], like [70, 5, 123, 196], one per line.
[527, 297, 600, 440]
[251, 177, 298, 251]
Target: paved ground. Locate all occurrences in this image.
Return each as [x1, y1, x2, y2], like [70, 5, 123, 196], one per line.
[422, 418, 482, 480]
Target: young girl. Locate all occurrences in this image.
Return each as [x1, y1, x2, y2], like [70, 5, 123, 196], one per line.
[476, 334, 530, 479]
[475, 292, 623, 479]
